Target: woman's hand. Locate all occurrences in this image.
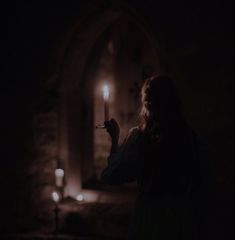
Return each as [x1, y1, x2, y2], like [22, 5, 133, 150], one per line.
[104, 118, 120, 144]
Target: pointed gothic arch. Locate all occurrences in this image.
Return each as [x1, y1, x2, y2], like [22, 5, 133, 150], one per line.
[44, 1, 165, 198]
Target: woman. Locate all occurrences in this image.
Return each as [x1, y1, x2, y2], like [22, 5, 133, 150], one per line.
[101, 75, 201, 240]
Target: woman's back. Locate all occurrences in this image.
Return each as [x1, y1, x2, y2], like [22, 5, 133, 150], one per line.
[137, 124, 199, 197]
[129, 125, 200, 240]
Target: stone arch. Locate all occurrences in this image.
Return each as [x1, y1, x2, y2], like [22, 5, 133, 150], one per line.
[43, 1, 164, 198]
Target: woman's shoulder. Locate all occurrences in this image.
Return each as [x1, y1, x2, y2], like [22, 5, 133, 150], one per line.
[123, 126, 142, 144]
[128, 126, 142, 137]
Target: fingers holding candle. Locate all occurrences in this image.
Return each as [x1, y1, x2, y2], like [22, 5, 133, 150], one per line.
[104, 118, 120, 142]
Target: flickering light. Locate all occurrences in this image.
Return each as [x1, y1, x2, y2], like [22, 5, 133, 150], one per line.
[102, 85, 109, 121]
[95, 83, 111, 128]
[52, 191, 61, 203]
[55, 168, 64, 187]
[76, 194, 84, 202]
[103, 85, 109, 100]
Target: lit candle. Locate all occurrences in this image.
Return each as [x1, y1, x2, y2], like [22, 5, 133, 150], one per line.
[103, 85, 109, 122]
[52, 191, 61, 204]
[51, 191, 61, 234]
[55, 168, 64, 187]
[76, 193, 84, 202]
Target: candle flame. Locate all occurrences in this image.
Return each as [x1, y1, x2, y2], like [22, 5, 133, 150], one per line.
[55, 168, 64, 177]
[103, 85, 109, 100]
[52, 191, 60, 203]
[76, 194, 84, 202]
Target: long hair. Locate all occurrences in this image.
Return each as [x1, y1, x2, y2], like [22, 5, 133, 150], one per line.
[140, 75, 184, 137]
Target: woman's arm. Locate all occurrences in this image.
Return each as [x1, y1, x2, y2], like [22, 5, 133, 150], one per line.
[105, 119, 120, 154]
[101, 121, 141, 185]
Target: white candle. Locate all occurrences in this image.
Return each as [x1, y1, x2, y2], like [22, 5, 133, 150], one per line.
[76, 193, 84, 202]
[102, 85, 109, 121]
[55, 168, 64, 187]
[52, 191, 61, 204]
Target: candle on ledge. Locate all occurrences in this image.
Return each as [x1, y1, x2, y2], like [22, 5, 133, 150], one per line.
[51, 191, 61, 234]
[102, 85, 109, 122]
[52, 191, 61, 205]
[76, 193, 84, 202]
[55, 168, 64, 187]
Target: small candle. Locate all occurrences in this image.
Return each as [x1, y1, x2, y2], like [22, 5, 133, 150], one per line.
[76, 193, 84, 202]
[52, 191, 61, 204]
[103, 85, 109, 121]
[52, 191, 61, 234]
[55, 168, 64, 187]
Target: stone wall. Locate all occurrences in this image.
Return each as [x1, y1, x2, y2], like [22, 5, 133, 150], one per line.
[28, 79, 60, 227]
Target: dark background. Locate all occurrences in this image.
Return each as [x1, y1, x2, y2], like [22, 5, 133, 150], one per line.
[1, 0, 234, 235]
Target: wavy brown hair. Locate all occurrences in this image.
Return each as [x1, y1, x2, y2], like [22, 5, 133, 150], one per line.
[140, 75, 184, 137]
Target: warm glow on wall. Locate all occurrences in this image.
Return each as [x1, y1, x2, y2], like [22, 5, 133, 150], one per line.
[102, 85, 109, 100]
[103, 84, 110, 121]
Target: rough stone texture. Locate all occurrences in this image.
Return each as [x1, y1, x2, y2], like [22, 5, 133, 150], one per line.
[28, 84, 60, 225]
